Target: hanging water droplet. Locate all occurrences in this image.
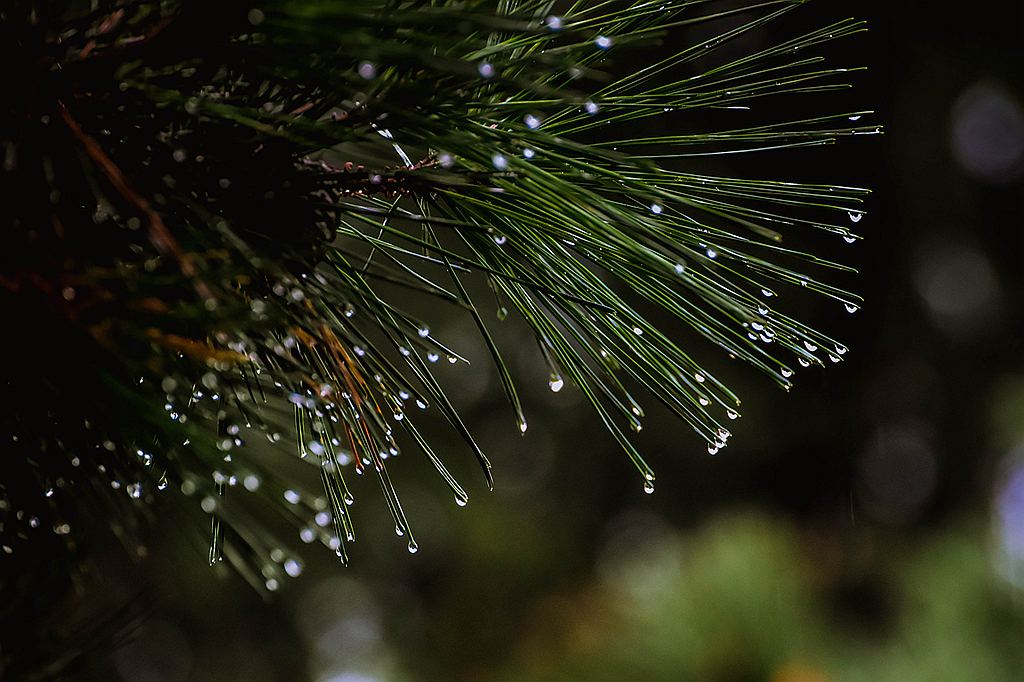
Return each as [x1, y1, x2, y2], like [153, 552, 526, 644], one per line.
[595, 35, 613, 50]
[708, 443, 720, 455]
[519, 420, 528, 434]
[726, 408, 739, 420]
[798, 357, 811, 368]
[300, 527, 316, 543]
[395, 524, 405, 537]
[491, 153, 508, 171]
[284, 489, 301, 504]
[643, 479, 655, 494]
[478, 62, 495, 78]
[650, 203, 662, 215]
[761, 288, 775, 298]
[407, 540, 419, 554]
[844, 302, 860, 314]
[781, 368, 794, 378]
[427, 352, 439, 363]
[284, 559, 303, 577]
[455, 496, 468, 507]
[524, 114, 541, 130]
[549, 375, 564, 392]
[804, 341, 818, 352]
[706, 248, 718, 259]
[674, 262, 686, 275]
[694, 372, 706, 383]
[546, 15, 563, 30]
[584, 100, 599, 115]
[496, 306, 508, 320]
[835, 344, 848, 355]
[417, 326, 430, 338]
[698, 396, 710, 406]
[829, 354, 841, 363]
[848, 211, 864, 223]
[843, 235, 857, 244]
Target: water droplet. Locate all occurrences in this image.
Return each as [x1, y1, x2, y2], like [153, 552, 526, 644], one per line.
[523, 148, 535, 159]
[265, 578, 279, 591]
[343, 492, 355, 506]
[407, 540, 419, 554]
[650, 203, 662, 215]
[798, 357, 811, 368]
[694, 373, 706, 383]
[478, 62, 495, 79]
[455, 496, 468, 507]
[726, 409, 739, 420]
[584, 100, 599, 115]
[843, 235, 857, 244]
[519, 420, 528, 434]
[595, 35, 613, 50]
[300, 527, 315, 543]
[643, 480, 655, 494]
[549, 376, 564, 392]
[284, 489, 301, 504]
[284, 559, 303, 577]
[848, 211, 864, 223]
[844, 302, 860, 314]
[395, 524, 405, 537]
[546, 15, 563, 30]
[674, 262, 686, 275]
[417, 326, 430, 338]
[524, 114, 541, 130]
[761, 288, 775, 298]
[835, 344, 848, 355]
[496, 306, 509, 320]
[358, 61, 376, 80]
[708, 443, 720, 455]
[492, 154, 508, 171]
[781, 368, 794, 378]
[706, 248, 718, 259]
[427, 352, 439, 363]
[698, 396, 710, 406]
[804, 341, 818, 352]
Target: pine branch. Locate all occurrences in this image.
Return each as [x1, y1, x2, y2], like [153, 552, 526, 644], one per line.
[0, 0, 875, 593]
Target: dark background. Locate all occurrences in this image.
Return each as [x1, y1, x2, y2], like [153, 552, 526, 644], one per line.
[41, 3, 1024, 680]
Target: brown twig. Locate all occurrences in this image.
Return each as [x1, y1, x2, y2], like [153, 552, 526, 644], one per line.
[58, 101, 214, 302]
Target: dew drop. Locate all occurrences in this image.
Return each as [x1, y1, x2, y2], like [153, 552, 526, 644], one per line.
[455, 496, 468, 507]
[848, 211, 864, 223]
[643, 480, 655, 494]
[844, 302, 860, 314]
[549, 376, 564, 392]
[595, 35, 613, 50]
[284, 559, 303, 577]
[407, 540, 419, 554]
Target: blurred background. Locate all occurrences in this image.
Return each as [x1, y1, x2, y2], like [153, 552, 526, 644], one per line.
[41, 2, 1024, 680]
